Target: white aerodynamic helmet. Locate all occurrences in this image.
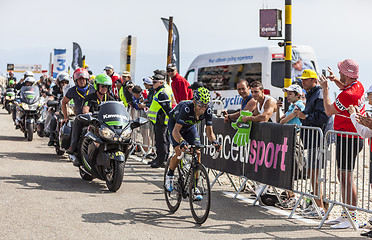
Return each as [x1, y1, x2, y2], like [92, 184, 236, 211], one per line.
[24, 71, 34, 77]
[24, 76, 36, 84]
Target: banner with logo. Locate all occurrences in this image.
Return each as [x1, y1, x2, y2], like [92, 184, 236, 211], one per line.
[53, 49, 67, 78]
[71, 42, 83, 71]
[7, 64, 42, 73]
[200, 117, 296, 189]
[161, 18, 180, 71]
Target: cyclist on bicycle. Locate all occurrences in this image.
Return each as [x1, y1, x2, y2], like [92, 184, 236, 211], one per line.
[165, 87, 221, 198]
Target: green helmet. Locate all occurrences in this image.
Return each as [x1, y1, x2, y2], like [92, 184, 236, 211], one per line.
[194, 87, 210, 104]
[94, 74, 112, 90]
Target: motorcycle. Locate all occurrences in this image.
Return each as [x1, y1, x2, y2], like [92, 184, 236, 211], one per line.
[14, 86, 43, 141]
[76, 101, 147, 192]
[36, 97, 48, 137]
[4, 88, 16, 114]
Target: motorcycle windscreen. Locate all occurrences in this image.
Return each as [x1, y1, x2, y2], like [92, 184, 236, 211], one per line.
[97, 101, 130, 127]
[20, 86, 40, 104]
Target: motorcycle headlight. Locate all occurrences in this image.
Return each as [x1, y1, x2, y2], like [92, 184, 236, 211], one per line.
[99, 126, 115, 140]
[120, 128, 132, 141]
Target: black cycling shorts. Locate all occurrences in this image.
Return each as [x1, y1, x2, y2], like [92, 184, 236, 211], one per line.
[168, 119, 201, 147]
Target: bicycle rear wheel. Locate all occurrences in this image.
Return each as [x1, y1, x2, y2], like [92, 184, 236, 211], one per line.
[189, 163, 211, 224]
[164, 159, 182, 213]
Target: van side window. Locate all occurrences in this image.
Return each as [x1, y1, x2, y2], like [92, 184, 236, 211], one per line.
[271, 61, 285, 88]
[185, 69, 195, 82]
[198, 63, 262, 91]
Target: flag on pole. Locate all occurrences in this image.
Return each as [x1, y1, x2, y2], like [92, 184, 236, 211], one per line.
[71, 42, 83, 71]
[53, 49, 67, 78]
[161, 18, 180, 71]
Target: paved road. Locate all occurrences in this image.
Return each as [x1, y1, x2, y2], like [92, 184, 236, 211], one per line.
[0, 108, 364, 239]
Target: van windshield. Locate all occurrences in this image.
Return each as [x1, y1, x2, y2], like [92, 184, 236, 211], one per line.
[198, 63, 262, 90]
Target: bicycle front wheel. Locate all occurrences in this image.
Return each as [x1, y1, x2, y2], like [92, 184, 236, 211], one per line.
[189, 163, 211, 224]
[164, 159, 182, 213]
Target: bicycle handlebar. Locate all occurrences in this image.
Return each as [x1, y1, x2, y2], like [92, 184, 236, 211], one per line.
[177, 145, 219, 160]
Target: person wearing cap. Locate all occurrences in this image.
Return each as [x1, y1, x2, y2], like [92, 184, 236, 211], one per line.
[138, 77, 154, 109]
[103, 65, 121, 98]
[147, 73, 173, 168]
[154, 69, 177, 108]
[224, 79, 256, 123]
[318, 59, 365, 229]
[291, 49, 315, 86]
[116, 78, 134, 108]
[293, 69, 330, 217]
[167, 63, 193, 103]
[277, 84, 305, 125]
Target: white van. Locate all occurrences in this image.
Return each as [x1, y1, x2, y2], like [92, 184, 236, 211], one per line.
[185, 45, 319, 111]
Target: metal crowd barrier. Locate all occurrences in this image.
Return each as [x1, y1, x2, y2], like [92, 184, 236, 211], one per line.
[319, 130, 371, 230]
[129, 107, 156, 161]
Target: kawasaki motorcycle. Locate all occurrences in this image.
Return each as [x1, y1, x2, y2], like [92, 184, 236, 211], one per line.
[15, 86, 42, 141]
[76, 101, 147, 192]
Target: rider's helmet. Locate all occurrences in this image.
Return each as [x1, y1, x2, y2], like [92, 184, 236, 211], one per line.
[291, 48, 301, 64]
[94, 74, 112, 92]
[24, 71, 34, 78]
[73, 68, 89, 87]
[8, 71, 14, 76]
[57, 72, 70, 86]
[24, 76, 36, 85]
[193, 87, 211, 105]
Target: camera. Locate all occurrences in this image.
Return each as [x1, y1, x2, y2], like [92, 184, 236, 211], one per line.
[322, 69, 327, 77]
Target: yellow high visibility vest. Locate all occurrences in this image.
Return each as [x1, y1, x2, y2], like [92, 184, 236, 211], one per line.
[148, 87, 171, 124]
[119, 87, 128, 107]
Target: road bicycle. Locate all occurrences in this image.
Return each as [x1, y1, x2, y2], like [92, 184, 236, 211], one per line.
[164, 144, 217, 224]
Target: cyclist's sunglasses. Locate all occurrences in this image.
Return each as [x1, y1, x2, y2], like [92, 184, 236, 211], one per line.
[196, 101, 208, 108]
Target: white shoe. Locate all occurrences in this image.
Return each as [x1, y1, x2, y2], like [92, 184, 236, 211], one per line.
[302, 207, 324, 219]
[193, 187, 203, 201]
[330, 219, 358, 229]
[165, 175, 174, 192]
[325, 215, 346, 225]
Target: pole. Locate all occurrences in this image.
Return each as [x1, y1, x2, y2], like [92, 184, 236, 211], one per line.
[126, 35, 132, 72]
[49, 52, 52, 78]
[284, 0, 292, 110]
[166, 16, 173, 85]
[82, 55, 86, 69]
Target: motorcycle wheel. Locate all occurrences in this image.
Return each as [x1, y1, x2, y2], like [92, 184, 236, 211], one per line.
[105, 160, 125, 192]
[26, 124, 33, 141]
[79, 168, 94, 181]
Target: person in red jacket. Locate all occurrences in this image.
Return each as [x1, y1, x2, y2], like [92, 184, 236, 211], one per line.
[167, 63, 193, 103]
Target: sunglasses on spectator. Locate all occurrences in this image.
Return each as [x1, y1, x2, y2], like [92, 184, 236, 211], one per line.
[167, 69, 175, 73]
[60, 81, 69, 85]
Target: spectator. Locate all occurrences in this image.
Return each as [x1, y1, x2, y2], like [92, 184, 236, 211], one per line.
[104, 65, 121, 98]
[154, 69, 176, 108]
[117, 78, 134, 108]
[224, 79, 256, 123]
[277, 84, 305, 125]
[241, 81, 277, 123]
[140, 77, 154, 109]
[319, 59, 365, 229]
[131, 85, 144, 111]
[291, 48, 315, 87]
[294, 69, 330, 218]
[188, 81, 203, 91]
[167, 63, 193, 103]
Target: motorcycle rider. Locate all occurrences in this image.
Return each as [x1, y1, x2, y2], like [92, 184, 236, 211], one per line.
[82, 74, 115, 114]
[47, 72, 70, 146]
[61, 68, 95, 159]
[7, 71, 17, 87]
[15, 71, 34, 90]
[14, 76, 37, 129]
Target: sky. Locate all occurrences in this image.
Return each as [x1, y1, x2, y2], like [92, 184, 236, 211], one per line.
[1, 0, 371, 96]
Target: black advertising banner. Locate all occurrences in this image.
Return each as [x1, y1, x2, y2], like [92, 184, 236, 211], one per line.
[200, 117, 296, 190]
[161, 18, 180, 71]
[244, 122, 295, 189]
[71, 42, 83, 70]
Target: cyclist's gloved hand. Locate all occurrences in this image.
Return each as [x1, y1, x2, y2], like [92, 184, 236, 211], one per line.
[179, 140, 189, 151]
[212, 140, 222, 152]
[231, 111, 253, 147]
